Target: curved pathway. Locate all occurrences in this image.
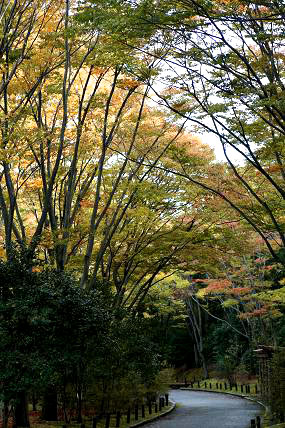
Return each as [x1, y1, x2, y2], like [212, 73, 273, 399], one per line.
[147, 390, 263, 428]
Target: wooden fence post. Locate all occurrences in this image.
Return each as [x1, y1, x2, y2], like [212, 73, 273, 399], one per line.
[251, 419, 256, 427]
[105, 414, 110, 428]
[155, 403, 158, 413]
[142, 405, 145, 418]
[135, 405, 138, 421]
[115, 411, 120, 427]
[256, 415, 261, 428]
[165, 394, 169, 406]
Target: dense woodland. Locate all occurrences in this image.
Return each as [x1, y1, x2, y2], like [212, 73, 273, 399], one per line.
[1, 0, 285, 426]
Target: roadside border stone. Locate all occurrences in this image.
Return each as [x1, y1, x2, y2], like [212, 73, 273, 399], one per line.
[129, 401, 176, 427]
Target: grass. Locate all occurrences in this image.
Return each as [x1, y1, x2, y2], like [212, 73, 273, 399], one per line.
[183, 377, 260, 397]
[264, 425, 285, 428]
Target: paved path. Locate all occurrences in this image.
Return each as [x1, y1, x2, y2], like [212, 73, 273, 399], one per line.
[147, 390, 263, 428]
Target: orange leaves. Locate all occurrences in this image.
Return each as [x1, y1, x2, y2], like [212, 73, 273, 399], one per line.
[230, 287, 251, 295]
[266, 165, 284, 173]
[254, 257, 266, 264]
[80, 199, 94, 208]
[212, 0, 248, 14]
[239, 308, 268, 319]
[198, 278, 251, 299]
[199, 278, 231, 293]
[262, 265, 274, 271]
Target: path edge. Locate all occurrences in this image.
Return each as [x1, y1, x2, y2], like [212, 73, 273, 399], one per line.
[180, 387, 268, 420]
[129, 401, 176, 427]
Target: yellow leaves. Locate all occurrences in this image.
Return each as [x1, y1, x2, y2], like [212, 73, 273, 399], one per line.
[222, 298, 239, 308]
[261, 287, 285, 304]
[117, 78, 140, 90]
[23, 177, 42, 191]
[0, 247, 6, 260]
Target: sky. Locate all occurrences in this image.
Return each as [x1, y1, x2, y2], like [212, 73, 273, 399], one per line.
[204, 133, 245, 165]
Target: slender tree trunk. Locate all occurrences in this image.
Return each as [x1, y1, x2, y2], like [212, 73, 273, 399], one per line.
[193, 344, 199, 367]
[14, 391, 30, 427]
[3, 400, 9, 428]
[187, 297, 209, 378]
[32, 393, 37, 411]
[76, 385, 82, 423]
[201, 354, 209, 379]
[41, 387, 57, 421]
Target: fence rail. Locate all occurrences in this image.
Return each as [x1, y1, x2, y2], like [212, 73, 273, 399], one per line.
[64, 393, 170, 428]
[171, 378, 260, 395]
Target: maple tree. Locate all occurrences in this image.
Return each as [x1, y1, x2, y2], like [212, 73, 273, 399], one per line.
[156, 0, 285, 265]
[3, 1, 285, 425]
[91, 0, 285, 265]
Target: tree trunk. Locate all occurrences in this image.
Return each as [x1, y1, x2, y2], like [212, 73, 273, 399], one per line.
[186, 297, 209, 378]
[201, 353, 209, 379]
[76, 385, 82, 423]
[3, 400, 9, 428]
[41, 387, 57, 421]
[14, 391, 30, 427]
[193, 344, 199, 367]
[32, 392, 37, 411]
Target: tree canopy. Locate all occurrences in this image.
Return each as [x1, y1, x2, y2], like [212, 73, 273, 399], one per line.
[1, 1, 285, 425]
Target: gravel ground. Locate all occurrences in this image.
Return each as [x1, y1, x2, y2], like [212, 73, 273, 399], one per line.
[146, 389, 263, 428]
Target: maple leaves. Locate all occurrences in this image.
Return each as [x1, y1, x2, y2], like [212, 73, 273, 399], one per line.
[0, 0, 284, 326]
[0, 0, 220, 305]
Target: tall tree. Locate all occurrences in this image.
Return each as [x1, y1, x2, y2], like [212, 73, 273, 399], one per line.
[87, 0, 285, 265]
[151, 0, 285, 264]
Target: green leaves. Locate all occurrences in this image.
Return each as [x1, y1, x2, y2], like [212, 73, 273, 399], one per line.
[0, 251, 109, 402]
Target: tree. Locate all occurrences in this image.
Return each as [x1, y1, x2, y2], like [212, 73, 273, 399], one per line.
[0, 247, 109, 427]
[152, 0, 285, 264]
[0, 0, 74, 258]
[87, 0, 285, 266]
